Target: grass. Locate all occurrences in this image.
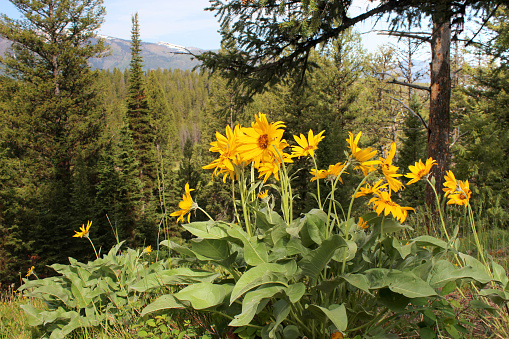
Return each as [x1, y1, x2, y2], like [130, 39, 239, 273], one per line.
[0, 288, 46, 339]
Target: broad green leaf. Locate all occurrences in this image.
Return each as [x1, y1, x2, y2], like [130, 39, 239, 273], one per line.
[386, 271, 437, 298]
[191, 238, 230, 261]
[411, 236, 449, 249]
[469, 299, 497, 314]
[307, 304, 347, 331]
[229, 285, 284, 327]
[269, 299, 291, 338]
[479, 289, 509, 306]
[283, 325, 301, 339]
[130, 268, 219, 292]
[299, 235, 347, 282]
[20, 304, 45, 326]
[174, 282, 229, 309]
[227, 226, 269, 266]
[342, 274, 371, 294]
[429, 260, 492, 288]
[183, 221, 229, 239]
[285, 282, 306, 303]
[285, 237, 309, 256]
[491, 261, 508, 287]
[458, 253, 493, 284]
[160, 240, 196, 257]
[141, 294, 185, 316]
[302, 209, 327, 245]
[230, 262, 293, 304]
[332, 239, 357, 262]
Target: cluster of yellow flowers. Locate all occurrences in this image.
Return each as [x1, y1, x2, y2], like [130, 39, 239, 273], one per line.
[171, 113, 472, 224]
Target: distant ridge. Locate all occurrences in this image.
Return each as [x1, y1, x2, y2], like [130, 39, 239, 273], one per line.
[0, 35, 209, 71]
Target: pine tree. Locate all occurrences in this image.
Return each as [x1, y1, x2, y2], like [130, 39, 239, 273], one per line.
[0, 0, 106, 269]
[126, 13, 157, 226]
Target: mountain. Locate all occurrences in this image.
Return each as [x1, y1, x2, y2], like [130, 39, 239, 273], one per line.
[0, 35, 208, 71]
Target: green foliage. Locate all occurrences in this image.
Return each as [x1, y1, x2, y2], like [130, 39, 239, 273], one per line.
[18, 242, 161, 339]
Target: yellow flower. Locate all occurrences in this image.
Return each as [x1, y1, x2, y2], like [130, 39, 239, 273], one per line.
[237, 113, 286, 167]
[25, 266, 35, 278]
[291, 129, 325, 158]
[405, 158, 437, 185]
[443, 170, 458, 197]
[379, 142, 404, 192]
[73, 220, 92, 238]
[170, 183, 198, 223]
[358, 217, 369, 229]
[447, 180, 472, 207]
[202, 125, 243, 182]
[257, 190, 268, 200]
[310, 162, 348, 183]
[354, 179, 387, 198]
[369, 191, 415, 222]
[144, 245, 152, 254]
[346, 132, 380, 176]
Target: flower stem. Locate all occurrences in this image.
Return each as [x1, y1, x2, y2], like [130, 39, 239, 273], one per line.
[87, 237, 99, 259]
[312, 156, 322, 209]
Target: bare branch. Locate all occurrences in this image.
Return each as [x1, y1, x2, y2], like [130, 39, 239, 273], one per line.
[376, 30, 431, 43]
[389, 96, 429, 131]
[387, 79, 431, 92]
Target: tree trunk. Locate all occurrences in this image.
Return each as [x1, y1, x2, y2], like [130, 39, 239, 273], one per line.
[425, 4, 451, 208]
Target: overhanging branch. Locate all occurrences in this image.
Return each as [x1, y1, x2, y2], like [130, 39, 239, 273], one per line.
[389, 96, 429, 132]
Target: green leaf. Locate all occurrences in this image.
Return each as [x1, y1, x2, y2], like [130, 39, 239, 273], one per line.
[303, 209, 327, 245]
[332, 239, 357, 262]
[229, 285, 284, 327]
[20, 304, 45, 326]
[411, 236, 449, 249]
[130, 268, 219, 292]
[492, 261, 508, 287]
[307, 304, 347, 331]
[387, 271, 437, 298]
[191, 238, 230, 261]
[282, 325, 301, 339]
[419, 327, 437, 339]
[174, 282, 229, 309]
[342, 274, 371, 294]
[285, 282, 306, 303]
[299, 235, 347, 282]
[429, 260, 491, 288]
[227, 226, 269, 266]
[183, 221, 229, 239]
[230, 262, 294, 304]
[441, 281, 457, 296]
[141, 294, 186, 316]
[269, 299, 291, 338]
[479, 289, 509, 306]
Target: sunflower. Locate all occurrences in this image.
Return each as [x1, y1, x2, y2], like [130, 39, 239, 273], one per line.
[170, 183, 198, 223]
[379, 142, 404, 192]
[354, 179, 387, 198]
[25, 266, 35, 278]
[237, 113, 286, 167]
[346, 132, 380, 176]
[73, 220, 92, 238]
[405, 158, 437, 185]
[202, 125, 243, 182]
[443, 170, 458, 197]
[257, 190, 269, 200]
[447, 180, 471, 207]
[369, 191, 415, 222]
[144, 245, 152, 254]
[310, 162, 348, 183]
[358, 217, 369, 229]
[291, 129, 325, 158]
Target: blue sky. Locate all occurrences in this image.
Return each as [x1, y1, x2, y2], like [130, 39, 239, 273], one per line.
[0, 0, 395, 51]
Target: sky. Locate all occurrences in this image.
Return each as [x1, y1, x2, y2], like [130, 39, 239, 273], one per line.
[0, 0, 396, 52]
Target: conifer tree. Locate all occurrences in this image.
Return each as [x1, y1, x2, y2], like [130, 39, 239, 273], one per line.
[126, 13, 157, 222]
[0, 0, 106, 269]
